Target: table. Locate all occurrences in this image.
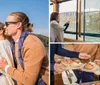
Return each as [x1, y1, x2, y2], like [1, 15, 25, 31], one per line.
[54, 73, 63, 85]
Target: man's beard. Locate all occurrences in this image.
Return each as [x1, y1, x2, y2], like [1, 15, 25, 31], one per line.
[5, 29, 11, 37]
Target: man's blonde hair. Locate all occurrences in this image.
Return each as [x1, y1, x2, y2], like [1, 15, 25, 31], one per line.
[9, 12, 33, 32]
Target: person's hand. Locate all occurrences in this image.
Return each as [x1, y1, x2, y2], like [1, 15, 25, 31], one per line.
[66, 21, 70, 24]
[79, 53, 91, 60]
[0, 58, 8, 70]
[54, 63, 67, 74]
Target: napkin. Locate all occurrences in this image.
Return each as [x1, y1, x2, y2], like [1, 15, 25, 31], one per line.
[62, 70, 77, 85]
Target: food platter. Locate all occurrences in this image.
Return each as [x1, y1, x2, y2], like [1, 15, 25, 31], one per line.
[61, 59, 83, 70]
[57, 58, 100, 75]
[80, 62, 100, 75]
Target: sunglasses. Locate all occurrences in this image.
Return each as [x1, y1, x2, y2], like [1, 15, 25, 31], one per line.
[5, 22, 19, 27]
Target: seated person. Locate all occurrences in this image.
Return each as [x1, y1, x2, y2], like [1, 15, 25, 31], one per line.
[50, 44, 91, 84]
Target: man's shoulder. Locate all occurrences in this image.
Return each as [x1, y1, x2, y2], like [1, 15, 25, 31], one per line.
[22, 34, 46, 55]
[24, 34, 40, 43]
[23, 34, 43, 47]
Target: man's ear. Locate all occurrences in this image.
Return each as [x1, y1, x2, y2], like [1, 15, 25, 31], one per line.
[17, 22, 22, 29]
[0, 30, 3, 35]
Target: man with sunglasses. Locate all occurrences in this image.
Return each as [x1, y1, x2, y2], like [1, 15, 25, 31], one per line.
[0, 12, 48, 85]
[5, 22, 19, 27]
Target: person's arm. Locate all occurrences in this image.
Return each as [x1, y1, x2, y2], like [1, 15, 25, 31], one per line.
[50, 44, 79, 72]
[63, 23, 69, 32]
[55, 44, 79, 58]
[51, 21, 64, 32]
[7, 42, 45, 85]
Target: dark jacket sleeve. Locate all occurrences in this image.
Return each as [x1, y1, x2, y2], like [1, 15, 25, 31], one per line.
[56, 44, 79, 58]
[50, 44, 79, 72]
[63, 23, 69, 32]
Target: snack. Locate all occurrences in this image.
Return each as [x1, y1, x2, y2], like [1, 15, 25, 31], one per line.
[66, 59, 73, 64]
[56, 59, 62, 64]
[61, 59, 73, 66]
[71, 62, 82, 67]
[84, 62, 95, 70]
[61, 59, 68, 65]
[71, 60, 82, 67]
[94, 60, 100, 66]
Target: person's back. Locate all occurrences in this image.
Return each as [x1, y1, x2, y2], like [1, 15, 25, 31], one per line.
[50, 12, 64, 42]
[23, 34, 49, 85]
[50, 20, 64, 42]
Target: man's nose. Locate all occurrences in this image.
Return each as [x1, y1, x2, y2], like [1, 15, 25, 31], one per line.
[4, 25, 7, 29]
